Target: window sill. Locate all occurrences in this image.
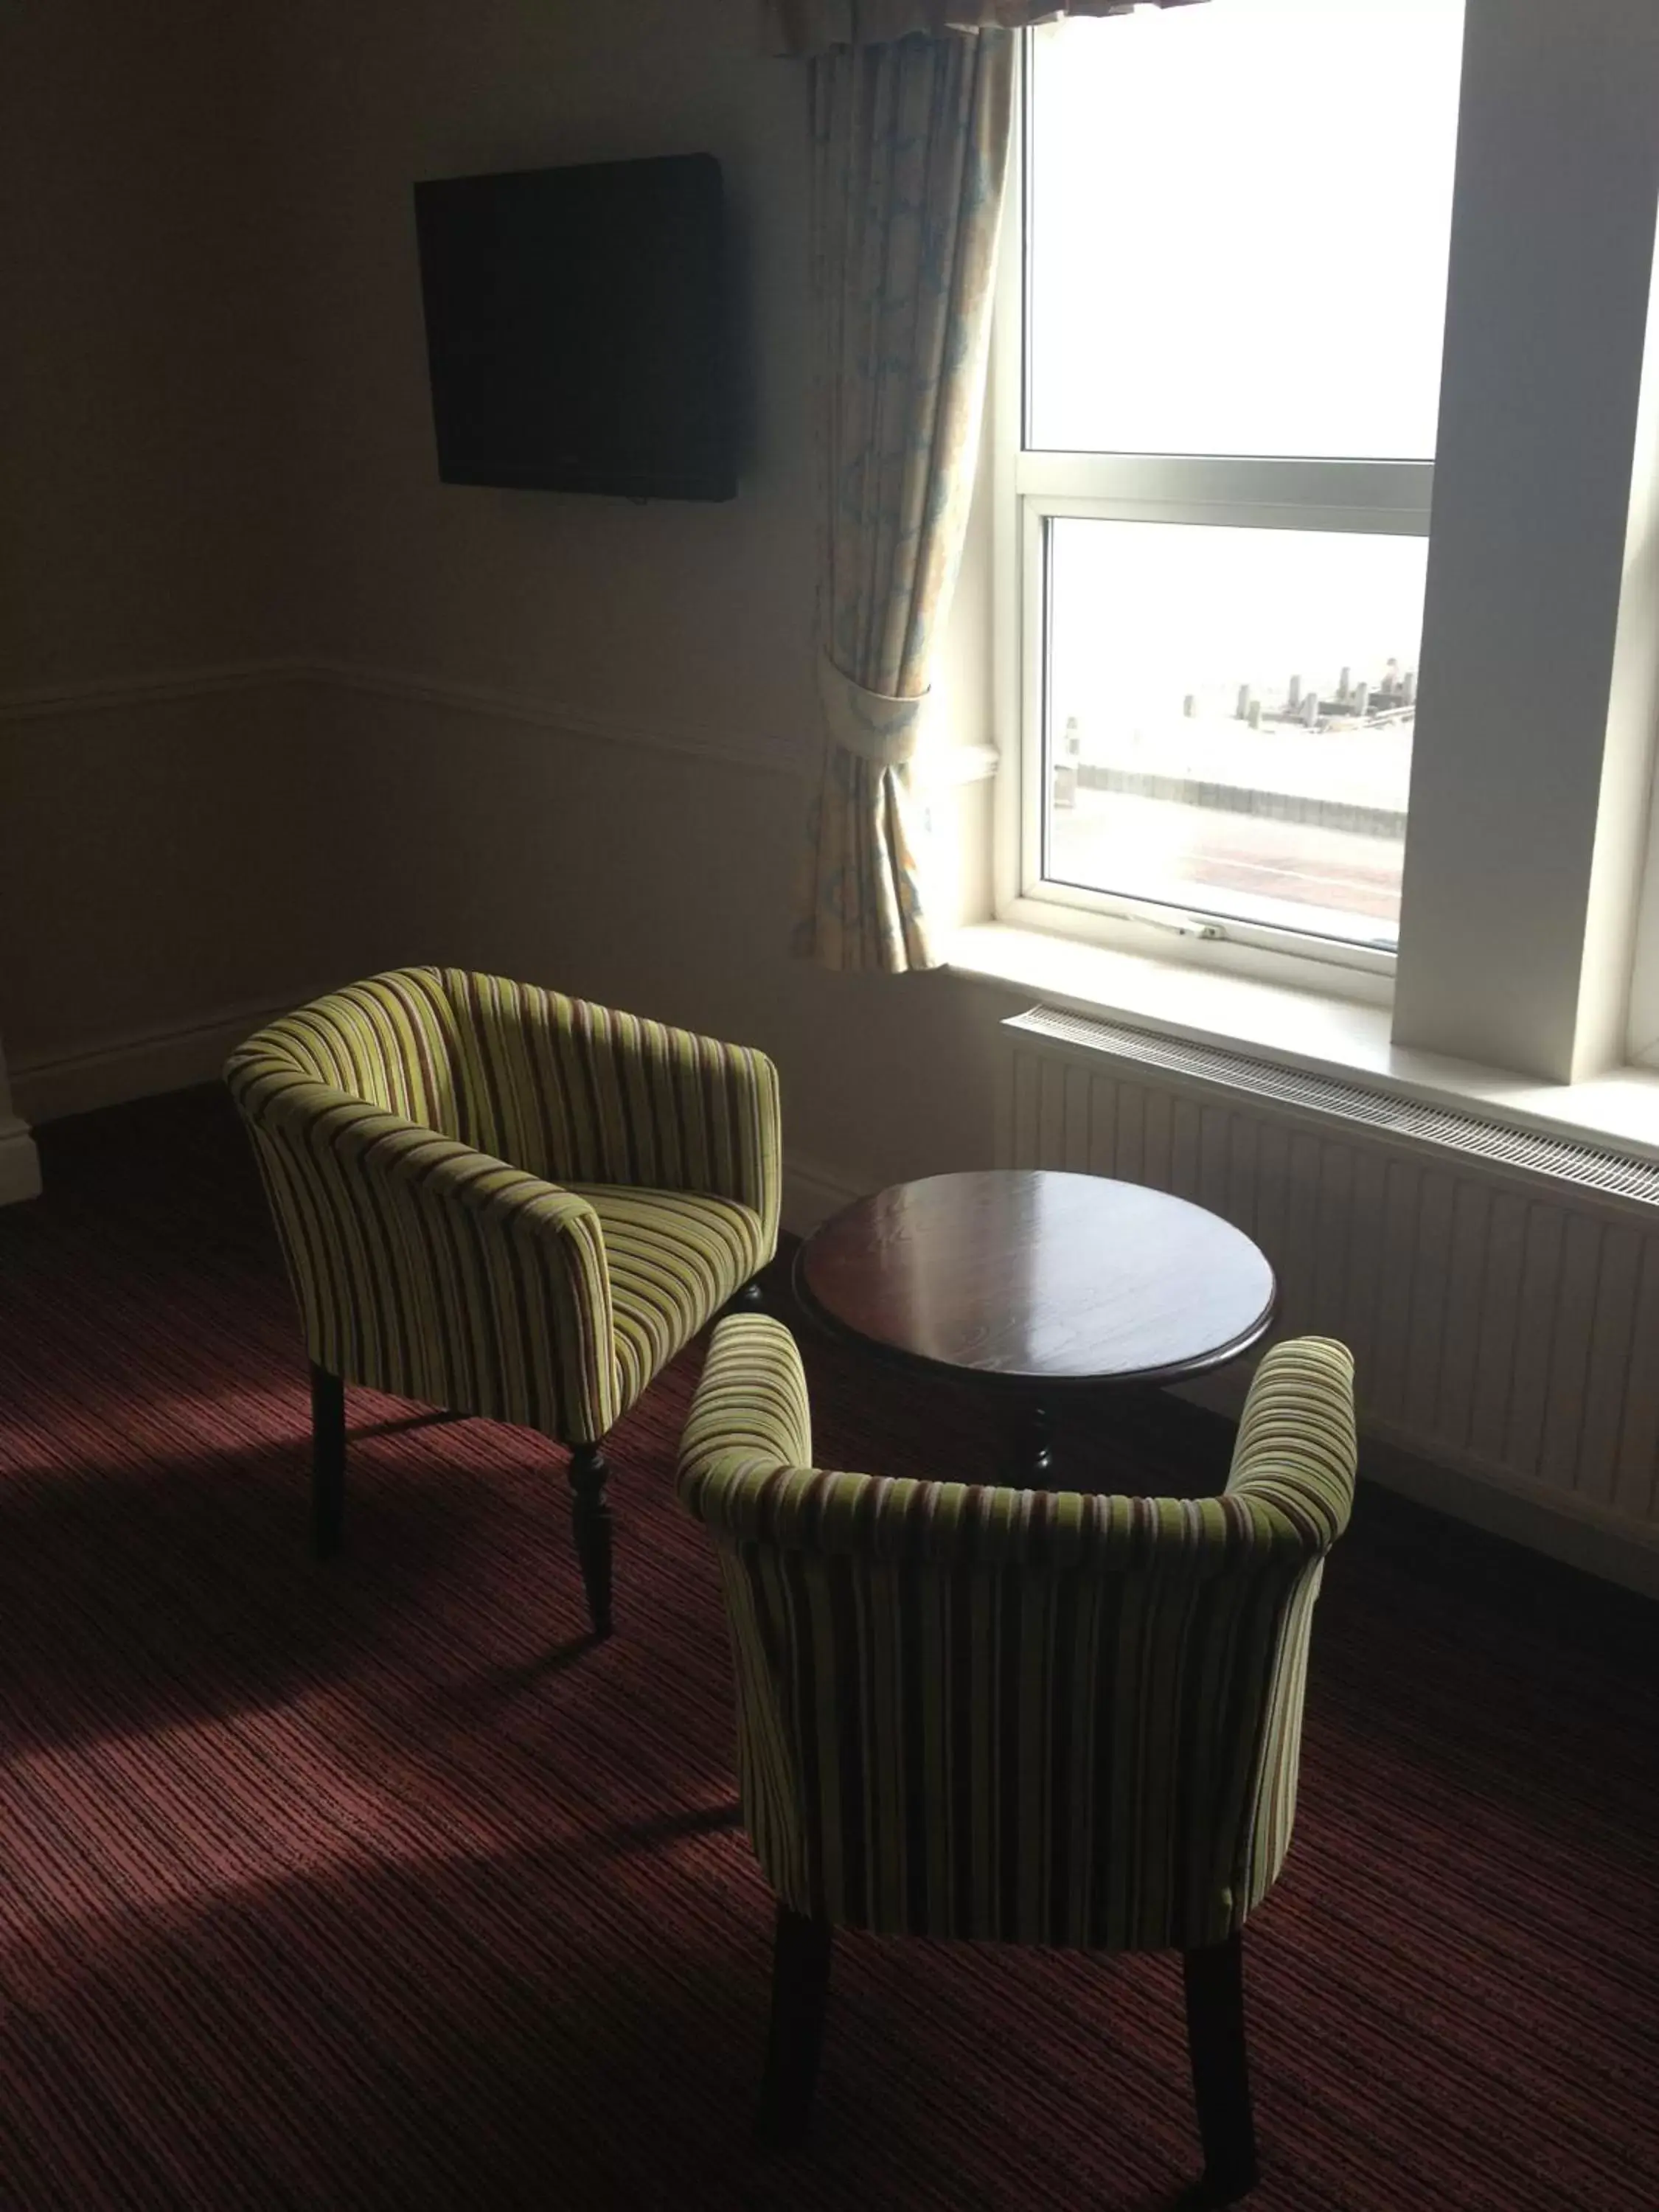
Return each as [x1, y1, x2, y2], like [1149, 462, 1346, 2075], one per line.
[945, 921, 1659, 1166]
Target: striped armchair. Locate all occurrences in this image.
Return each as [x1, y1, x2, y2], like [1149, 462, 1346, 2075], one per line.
[678, 1318, 1357, 2200]
[227, 967, 780, 1635]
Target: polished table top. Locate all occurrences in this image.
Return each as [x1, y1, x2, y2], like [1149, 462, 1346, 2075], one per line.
[796, 1169, 1276, 1391]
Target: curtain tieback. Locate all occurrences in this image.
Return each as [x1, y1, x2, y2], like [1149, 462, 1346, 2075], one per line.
[818, 653, 928, 768]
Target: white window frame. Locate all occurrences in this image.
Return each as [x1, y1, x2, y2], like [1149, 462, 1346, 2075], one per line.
[989, 2, 1659, 1082]
[992, 30, 1435, 1001]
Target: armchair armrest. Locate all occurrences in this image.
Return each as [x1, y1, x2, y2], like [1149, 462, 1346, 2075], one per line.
[681, 1324, 1357, 1574]
[679, 1318, 1248, 1570]
[679, 1315, 813, 1495]
[234, 1063, 621, 1441]
[1225, 1337, 1357, 1557]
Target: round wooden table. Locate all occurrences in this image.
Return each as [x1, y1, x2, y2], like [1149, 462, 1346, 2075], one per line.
[793, 1169, 1277, 1486]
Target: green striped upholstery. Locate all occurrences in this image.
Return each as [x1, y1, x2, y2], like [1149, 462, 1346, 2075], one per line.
[679, 1320, 1356, 1955]
[226, 969, 780, 1445]
[571, 1184, 772, 1411]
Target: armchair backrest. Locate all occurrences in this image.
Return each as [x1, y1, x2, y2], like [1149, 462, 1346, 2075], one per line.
[230, 967, 468, 1135]
[228, 967, 779, 1231]
[680, 1322, 1356, 1955]
[434, 969, 780, 1226]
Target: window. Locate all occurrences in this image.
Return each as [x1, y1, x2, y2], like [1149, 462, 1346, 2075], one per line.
[1006, 0, 1467, 973]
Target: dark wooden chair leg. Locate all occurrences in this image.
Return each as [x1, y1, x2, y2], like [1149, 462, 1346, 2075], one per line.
[730, 1279, 766, 1314]
[567, 1442, 613, 1637]
[310, 1363, 345, 1559]
[1183, 1933, 1259, 2203]
[757, 1905, 833, 2149]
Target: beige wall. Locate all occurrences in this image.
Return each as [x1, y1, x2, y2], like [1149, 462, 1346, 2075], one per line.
[0, 4, 302, 1166]
[1391, 0, 1659, 1082]
[10, 1, 1659, 1581]
[286, 683, 1009, 1194]
[0, 4, 305, 680]
[0, 0, 1012, 1195]
[286, 0, 816, 733]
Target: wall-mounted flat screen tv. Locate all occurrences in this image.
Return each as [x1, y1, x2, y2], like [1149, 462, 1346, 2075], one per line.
[414, 153, 735, 501]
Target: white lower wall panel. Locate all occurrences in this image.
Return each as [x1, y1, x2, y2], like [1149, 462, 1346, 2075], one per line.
[1001, 1010, 1659, 1558]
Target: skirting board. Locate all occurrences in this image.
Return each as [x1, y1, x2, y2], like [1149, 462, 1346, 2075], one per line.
[0, 1118, 43, 1205]
[10, 997, 308, 1126]
[15, 1001, 868, 1235]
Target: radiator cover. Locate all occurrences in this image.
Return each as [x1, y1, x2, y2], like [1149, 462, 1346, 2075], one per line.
[999, 1005, 1659, 1540]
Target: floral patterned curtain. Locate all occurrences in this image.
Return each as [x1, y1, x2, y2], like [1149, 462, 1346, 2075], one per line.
[786, 0, 1203, 971]
[765, 2, 1201, 60]
[793, 29, 1013, 971]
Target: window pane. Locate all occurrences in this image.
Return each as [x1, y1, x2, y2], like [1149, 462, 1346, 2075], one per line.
[1027, 0, 1465, 459]
[1044, 517, 1427, 946]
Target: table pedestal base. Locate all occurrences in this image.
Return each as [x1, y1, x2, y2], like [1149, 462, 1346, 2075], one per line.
[1021, 1399, 1057, 1488]
[1006, 1386, 1175, 1493]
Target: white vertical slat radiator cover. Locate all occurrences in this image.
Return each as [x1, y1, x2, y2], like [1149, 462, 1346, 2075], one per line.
[999, 1006, 1659, 1552]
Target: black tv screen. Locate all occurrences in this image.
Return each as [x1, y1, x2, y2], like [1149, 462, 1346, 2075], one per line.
[414, 153, 735, 501]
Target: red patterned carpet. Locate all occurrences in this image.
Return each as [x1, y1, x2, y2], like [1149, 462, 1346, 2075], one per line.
[1, 1088, 1655, 2211]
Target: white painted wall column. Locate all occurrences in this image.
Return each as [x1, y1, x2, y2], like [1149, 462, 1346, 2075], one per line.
[1612, 238, 1659, 1066]
[1393, 0, 1659, 1082]
[0, 1034, 42, 1203]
